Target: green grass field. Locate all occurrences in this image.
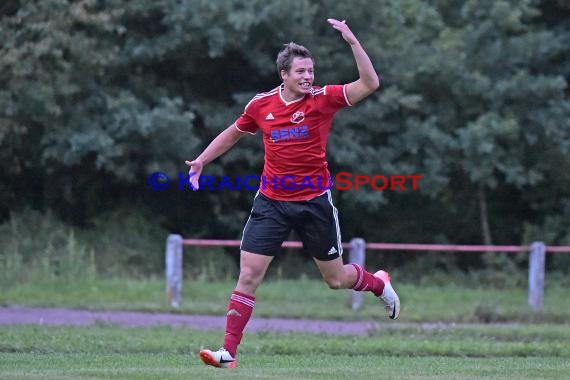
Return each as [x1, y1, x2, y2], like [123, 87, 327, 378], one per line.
[2, 278, 569, 323]
[1, 324, 569, 379]
[2, 277, 570, 379]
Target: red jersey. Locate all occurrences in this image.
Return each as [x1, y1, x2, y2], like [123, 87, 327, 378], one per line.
[234, 84, 351, 201]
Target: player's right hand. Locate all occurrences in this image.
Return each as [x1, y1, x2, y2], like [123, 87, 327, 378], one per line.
[184, 159, 203, 190]
[327, 18, 357, 45]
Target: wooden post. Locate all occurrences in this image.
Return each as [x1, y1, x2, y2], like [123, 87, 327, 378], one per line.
[528, 241, 545, 311]
[166, 234, 183, 308]
[349, 238, 366, 310]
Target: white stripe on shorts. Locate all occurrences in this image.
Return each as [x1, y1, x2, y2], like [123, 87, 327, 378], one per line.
[325, 190, 343, 256]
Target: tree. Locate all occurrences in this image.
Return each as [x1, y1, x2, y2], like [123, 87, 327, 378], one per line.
[1, 0, 568, 262]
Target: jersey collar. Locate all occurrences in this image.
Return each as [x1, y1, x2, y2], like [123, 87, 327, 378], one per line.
[279, 83, 306, 106]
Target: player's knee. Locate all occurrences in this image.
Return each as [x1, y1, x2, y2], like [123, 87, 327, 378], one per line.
[238, 267, 263, 289]
[324, 277, 344, 290]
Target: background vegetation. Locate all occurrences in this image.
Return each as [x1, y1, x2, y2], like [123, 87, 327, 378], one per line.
[1, 0, 569, 279]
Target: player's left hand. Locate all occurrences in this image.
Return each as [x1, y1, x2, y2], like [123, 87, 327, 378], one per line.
[327, 18, 358, 45]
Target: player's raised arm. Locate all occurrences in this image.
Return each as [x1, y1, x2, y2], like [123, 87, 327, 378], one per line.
[327, 18, 380, 105]
[185, 124, 246, 190]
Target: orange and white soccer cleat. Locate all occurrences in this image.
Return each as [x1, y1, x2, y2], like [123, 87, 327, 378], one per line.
[199, 348, 236, 369]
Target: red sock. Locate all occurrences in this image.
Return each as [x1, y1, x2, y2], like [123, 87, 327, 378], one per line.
[223, 290, 255, 357]
[350, 263, 385, 297]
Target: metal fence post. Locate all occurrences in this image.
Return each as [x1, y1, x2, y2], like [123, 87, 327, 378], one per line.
[349, 238, 366, 310]
[528, 241, 545, 311]
[166, 234, 183, 308]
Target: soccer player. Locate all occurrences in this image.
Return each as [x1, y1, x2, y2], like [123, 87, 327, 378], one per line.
[186, 18, 400, 369]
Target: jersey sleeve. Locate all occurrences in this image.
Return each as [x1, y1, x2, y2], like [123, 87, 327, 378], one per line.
[319, 84, 352, 114]
[234, 99, 259, 134]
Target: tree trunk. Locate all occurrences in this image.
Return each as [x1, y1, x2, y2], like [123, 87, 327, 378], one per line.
[478, 183, 493, 245]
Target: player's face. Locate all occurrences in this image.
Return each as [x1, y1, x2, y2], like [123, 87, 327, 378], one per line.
[282, 57, 314, 98]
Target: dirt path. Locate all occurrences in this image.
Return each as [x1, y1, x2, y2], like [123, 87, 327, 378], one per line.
[0, 305, 382, 335]
[0, 306, 516, 334]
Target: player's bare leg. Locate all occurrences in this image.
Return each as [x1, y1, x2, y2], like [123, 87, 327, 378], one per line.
[314, 256, 400, 319]
[313, 256, 357, 289]
[235, 251, 274, 295]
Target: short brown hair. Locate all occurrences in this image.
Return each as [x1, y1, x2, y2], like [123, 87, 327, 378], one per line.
[275, 42, 314, 79]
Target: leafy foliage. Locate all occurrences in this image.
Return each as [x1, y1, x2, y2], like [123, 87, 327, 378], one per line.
[1, 0, 569, 273]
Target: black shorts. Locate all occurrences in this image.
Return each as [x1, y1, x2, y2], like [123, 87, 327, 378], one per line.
[240, 190, 343, 261]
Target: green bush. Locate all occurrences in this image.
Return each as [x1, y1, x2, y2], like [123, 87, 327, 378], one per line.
[0, 210, 96, 287]
[0, 209, 169, 284]
[81, 208, 168, 277]
[0, 209, 567, 286]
